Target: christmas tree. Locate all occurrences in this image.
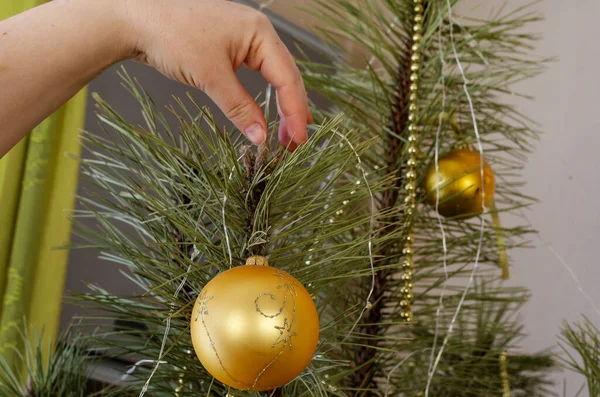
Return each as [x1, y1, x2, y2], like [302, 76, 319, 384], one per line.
[1, 0, 570, 395]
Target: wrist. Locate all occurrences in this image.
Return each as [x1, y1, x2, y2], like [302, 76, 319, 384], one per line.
[113, 0, 144, 60]
[62, 0, 139, 63]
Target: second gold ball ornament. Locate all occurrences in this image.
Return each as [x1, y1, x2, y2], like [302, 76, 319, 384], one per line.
[190, 257, 319, 391]
[423, 149, 496, 218]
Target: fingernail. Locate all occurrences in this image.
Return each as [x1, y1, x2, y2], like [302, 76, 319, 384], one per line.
[278, 119, 290, 146]
[287, 140, 298, 152]
[245, 124, 266, 145]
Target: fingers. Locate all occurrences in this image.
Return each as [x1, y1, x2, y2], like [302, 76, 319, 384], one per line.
[277, 116, 298, 152]
[204, 68, 267, 146]
[255, 31, 311, 151]
[200, 7, 311, 150]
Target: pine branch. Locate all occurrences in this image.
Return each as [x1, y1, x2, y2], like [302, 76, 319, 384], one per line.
[169, 170, 197, 301]
[55, 0, 557, 395]
[69, 69, 392, 396]
[0, 328, 99, 397]
[559, 317, 600, 396]
[242, 142, 283, 257]
[350, 29, 417, 395]
[300, 0, 554, 396]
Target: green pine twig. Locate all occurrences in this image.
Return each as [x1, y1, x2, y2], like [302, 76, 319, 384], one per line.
[559, 317, 600, 396]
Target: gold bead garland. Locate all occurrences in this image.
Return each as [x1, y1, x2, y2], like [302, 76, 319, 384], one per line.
[174, 350, 193, 396]
[174, 372, 184, 396]
[400, 0, 424, 323]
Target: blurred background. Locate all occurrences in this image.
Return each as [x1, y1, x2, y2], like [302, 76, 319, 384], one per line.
[52, 0, 600, 393]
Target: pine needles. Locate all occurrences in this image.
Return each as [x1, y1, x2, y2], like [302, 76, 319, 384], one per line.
[560, 317, 600, 396]
[300, 0, 555, 395]
[6, 0, 565, 395]
[0, 329, 94, 397]
[67, 69, 396, 395]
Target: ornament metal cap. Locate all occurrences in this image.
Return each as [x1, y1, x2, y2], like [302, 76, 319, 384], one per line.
[245, 255, 269, 266]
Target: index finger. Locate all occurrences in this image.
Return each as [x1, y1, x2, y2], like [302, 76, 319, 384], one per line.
[257, 36, 311, 150]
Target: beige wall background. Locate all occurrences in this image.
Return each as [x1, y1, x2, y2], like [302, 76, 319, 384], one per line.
[505, 0, 600, 393]
[263, 0, 600, 393]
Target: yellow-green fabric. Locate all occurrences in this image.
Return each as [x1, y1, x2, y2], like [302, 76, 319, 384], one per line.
[0, 0, 87, 367]
[28, 91, 87, 347]
[0, 0, 40, 18]
[0, 115, 59, 355]
[0, 142, 28, 311]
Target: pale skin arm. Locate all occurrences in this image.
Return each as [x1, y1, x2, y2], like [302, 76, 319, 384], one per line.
[0, 0, 312, 157]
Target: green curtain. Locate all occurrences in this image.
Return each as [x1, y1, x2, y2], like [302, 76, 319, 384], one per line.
[0, 0, 87, 367]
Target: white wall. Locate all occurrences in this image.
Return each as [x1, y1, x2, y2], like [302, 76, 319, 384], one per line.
[449, 0, 600, 393]
[502, 0, 600, 393]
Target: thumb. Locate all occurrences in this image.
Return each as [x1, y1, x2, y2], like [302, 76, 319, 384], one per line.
[204, 69, 267, 145]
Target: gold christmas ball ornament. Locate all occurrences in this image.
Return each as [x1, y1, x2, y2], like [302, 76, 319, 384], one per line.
[190, 257, 319, 391]
[423, 149, 496, 218]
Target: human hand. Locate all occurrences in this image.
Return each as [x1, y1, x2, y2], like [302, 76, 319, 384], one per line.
[121, 0, 312, 150]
